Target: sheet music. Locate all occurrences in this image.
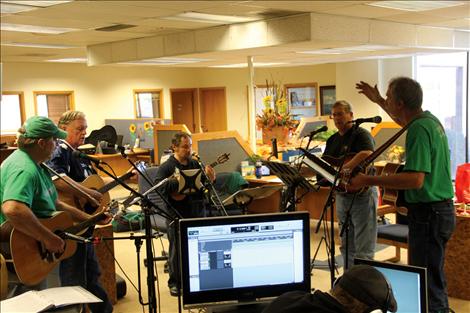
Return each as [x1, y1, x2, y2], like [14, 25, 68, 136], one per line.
[0, 286, 102, 313]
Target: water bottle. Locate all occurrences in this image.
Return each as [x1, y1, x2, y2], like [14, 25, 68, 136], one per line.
[255, 161, 262, 179]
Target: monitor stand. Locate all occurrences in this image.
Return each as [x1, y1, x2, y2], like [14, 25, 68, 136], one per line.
[206, 300, 271, 313]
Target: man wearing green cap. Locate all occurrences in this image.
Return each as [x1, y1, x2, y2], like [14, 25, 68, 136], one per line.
[0, 116, 106, 287]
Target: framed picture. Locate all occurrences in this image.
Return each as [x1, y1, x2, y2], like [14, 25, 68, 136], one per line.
[320, 85, 336, 116]
[285, 83, 318, 118]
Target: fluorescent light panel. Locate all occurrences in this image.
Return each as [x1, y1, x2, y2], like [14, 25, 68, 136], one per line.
[2, 1, 72, 7]
[1, 3, 37, 14]
[120, 57, 211, 65]
[2, 42, 76, 49]
[298, 45, 401, 55]
[367, 1, 464, 12]
[1, 23, 78, 34]
[1, 1, 72, 14]
[162, 11, 258, 24]
[211, 62, 286, 68]
[47, 58, 87, 63]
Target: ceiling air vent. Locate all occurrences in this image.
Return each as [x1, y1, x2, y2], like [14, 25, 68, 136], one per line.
[95, 24, 136, 32]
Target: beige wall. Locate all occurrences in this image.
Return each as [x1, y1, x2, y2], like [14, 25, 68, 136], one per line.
[2, 58, 413, 138]
[2, 62, 336, 139]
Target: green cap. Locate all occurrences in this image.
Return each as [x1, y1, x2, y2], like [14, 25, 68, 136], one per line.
[22, 116, 67, 139]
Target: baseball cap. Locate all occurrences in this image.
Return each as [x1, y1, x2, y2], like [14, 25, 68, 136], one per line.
[338, 264, 398, 312]
[21, 116, 67, 140]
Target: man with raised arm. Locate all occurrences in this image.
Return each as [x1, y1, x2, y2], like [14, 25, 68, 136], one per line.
[352, 77, 455, 313]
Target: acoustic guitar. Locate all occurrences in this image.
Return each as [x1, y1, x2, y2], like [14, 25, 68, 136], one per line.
[301, 119, 411, 193]
[0, 210, 112, 286]
[380, 162, 408, 215]
[170, 153, 230, 201]
[59, 161, 145, 215]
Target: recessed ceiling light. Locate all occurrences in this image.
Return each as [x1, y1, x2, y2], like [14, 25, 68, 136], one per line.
[210, 62, 285, 68]
[1, 23, 78, 34]
[367, 1, 464, 12]
[47, 58, 87, 63]
[162, 11, 258, 24]
[120, 57, 212, 65]
[2, 42, 76, 49]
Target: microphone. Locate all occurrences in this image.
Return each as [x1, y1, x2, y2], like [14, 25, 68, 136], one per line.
[72, 150, 103, 165]
[305, 125, 328, 138]
[191, 152, 201, 161]
[348, 116, 382, 124]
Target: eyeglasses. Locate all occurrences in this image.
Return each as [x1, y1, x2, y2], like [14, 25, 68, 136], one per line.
[329, 112, 346, 119]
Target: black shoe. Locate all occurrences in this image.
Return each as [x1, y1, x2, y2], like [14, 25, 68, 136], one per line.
[169, 286, 180, 297]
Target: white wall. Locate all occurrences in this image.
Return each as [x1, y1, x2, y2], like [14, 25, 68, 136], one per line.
[335, 57, 414, 128]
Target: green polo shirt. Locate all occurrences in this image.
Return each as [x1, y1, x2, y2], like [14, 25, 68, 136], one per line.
[403, 111, 454, 203]
[0, 149, 57, 224]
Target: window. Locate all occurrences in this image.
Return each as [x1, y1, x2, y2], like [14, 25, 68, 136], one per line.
[134, 89, 163, 118]
[34, 91, 75, 124]
[415, 52, 469, 179]
[1, 92, 25, 134]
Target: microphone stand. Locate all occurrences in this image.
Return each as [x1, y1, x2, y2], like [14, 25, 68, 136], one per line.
[193, 157, 228, 216]
[337, 122, 361, 270]
[92, 160, 181, 313]
[310, 124, 358, 287]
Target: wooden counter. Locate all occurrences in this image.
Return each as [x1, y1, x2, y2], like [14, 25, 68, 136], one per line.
[244, 175, 336, 220]
[93, 150, 150, 178]
[94, 224, 117, 304]
[444, 213, 470, 300]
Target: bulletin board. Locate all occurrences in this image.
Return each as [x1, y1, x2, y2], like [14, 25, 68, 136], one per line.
[371, 122, 407, 162]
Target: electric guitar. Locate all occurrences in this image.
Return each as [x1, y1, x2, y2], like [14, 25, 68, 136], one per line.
[0, 210, 113, 286]
[59, 161, 145, 215]
[171, 153, 230, 201]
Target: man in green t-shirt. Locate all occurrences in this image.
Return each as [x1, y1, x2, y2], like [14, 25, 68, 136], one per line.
[352, 77, 455, 313]
[0, 116, 109, 287]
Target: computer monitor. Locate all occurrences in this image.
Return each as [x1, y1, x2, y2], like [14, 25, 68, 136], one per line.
[354, 258, 428, 313]
[179, 212, 311, 308]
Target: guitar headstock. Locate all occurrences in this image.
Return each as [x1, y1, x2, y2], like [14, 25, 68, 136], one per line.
[215, 153, 230, 166]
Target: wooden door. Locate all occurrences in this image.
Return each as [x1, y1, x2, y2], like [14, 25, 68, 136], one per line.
[171, 89, 197, 133]
[199, 87, 227, 132]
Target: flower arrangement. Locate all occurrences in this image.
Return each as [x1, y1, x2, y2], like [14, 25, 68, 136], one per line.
[256, 80, 298, 131]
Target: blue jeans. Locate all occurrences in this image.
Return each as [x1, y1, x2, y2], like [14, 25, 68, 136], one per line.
[336, 187, 378, 269]
[407, 201, 455, 313]
[60, 237, 113, 313]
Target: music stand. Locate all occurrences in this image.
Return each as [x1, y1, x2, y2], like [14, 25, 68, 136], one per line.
[222, 185, 283, 214]
[264, 161, 317, 212]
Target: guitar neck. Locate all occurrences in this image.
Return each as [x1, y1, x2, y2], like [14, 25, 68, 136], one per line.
[356, 123, 411, 171]
[65, 212, 106, 234]
[97, 171, 134, 194]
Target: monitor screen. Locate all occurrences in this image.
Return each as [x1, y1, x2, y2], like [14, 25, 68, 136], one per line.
[354, 258, 428, 313]
[179, 212, 311, 308]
